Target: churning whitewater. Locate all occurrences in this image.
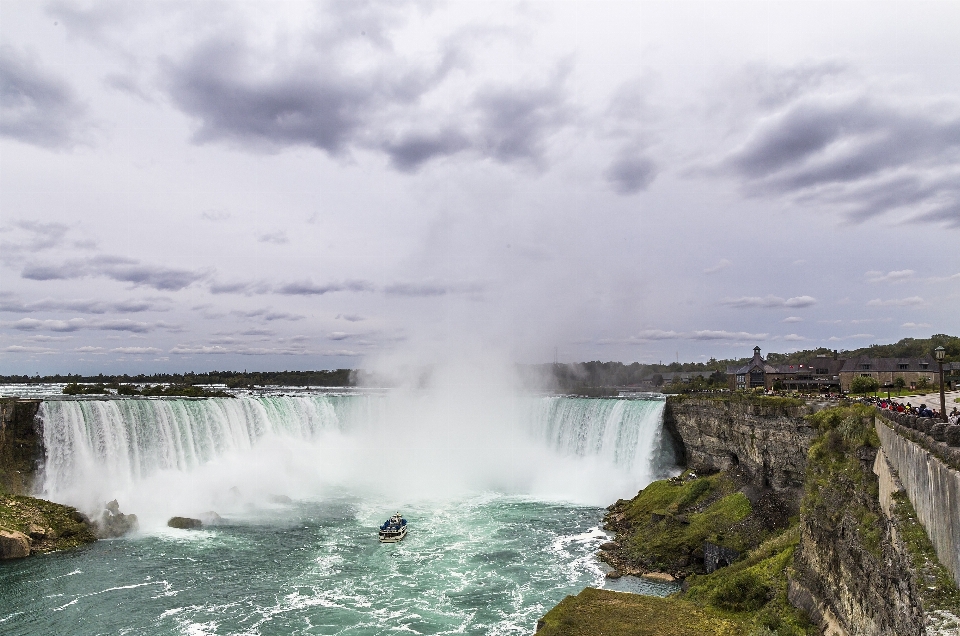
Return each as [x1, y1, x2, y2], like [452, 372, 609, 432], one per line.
[3, 395, 679, 635]
[38, 394, 676, 522]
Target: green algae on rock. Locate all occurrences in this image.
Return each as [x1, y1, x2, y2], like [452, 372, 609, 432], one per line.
[0, 494, 97, 557]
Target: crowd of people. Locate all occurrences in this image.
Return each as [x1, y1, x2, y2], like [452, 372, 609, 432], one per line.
[871, 396, 960, 425]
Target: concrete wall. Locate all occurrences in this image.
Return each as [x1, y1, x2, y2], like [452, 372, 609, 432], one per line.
[876, 417, 960, 589]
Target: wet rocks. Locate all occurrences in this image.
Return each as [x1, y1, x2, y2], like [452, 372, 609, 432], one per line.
[167, 516, 203, 530]
[0, 529, 31, 559]
[97, 500, 138, 538]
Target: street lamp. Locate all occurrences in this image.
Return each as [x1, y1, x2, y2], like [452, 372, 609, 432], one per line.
[934, 346, 946, 422]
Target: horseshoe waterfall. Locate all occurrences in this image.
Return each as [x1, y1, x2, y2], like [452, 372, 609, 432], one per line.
[4, 394, 679, 635]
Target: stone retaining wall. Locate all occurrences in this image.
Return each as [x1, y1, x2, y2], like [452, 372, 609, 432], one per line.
[876, 414, 960, 589]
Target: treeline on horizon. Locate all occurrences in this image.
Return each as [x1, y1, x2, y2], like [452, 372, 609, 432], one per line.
[2, 335, 955, 390]
[0, 369, 355, 388]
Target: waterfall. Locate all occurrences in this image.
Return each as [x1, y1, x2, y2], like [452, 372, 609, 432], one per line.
[37, 394, 676, 522]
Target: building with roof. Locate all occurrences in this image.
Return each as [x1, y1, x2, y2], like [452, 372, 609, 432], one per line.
[838, 356, 941, 392]
[727, 346, 844, 392]
[727, 346, 778, 390]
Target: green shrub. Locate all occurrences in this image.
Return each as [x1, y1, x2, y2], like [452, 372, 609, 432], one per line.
[850, 376, 880, 394]
[711, 570, 771, 612]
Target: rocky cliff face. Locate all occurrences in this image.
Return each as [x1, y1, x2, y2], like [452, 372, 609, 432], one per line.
[0, 399, 43, 495]
[789, 445, 926, 636]
[664, 397, 817, 511]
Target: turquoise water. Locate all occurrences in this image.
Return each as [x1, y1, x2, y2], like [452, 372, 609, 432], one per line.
[2, 394, 678, 634]
[1, 496, 675, 635]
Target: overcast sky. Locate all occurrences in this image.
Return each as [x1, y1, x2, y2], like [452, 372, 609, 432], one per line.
[1, 0, 958, 375]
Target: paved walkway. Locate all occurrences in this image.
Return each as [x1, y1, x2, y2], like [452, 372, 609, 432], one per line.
[887, 389, 960, 414]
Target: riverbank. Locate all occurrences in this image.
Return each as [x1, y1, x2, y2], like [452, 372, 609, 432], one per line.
[0, 494, 97, 558]
[537, 398, 960, 635]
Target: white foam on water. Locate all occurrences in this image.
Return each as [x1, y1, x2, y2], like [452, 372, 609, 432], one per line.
[36, 389, 675, 525]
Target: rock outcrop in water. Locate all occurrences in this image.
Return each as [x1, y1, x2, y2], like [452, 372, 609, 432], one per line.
[168, 516, 203, 530]
[96, 500, 139, 538]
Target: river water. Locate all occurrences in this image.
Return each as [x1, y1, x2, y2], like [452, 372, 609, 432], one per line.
[1, 393, 679, 635]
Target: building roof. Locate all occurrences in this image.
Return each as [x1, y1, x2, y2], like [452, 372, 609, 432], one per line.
[731, 347, 777, 375]
[772, 359, 845, 375]
[839, 355, 936, 373]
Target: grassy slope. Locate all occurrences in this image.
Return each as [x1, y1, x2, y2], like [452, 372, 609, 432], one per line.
[536, 587, 744, 636]
[0, 493, 96, 553]
[551, 403, 960, 635]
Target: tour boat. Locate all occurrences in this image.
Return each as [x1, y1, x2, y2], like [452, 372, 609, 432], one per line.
[378, 512, 407, 543]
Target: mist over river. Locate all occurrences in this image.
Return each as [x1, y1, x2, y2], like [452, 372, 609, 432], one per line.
[1, 393, 679, 635]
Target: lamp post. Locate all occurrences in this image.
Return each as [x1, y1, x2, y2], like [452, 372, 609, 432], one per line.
[935, 346, 946, 422]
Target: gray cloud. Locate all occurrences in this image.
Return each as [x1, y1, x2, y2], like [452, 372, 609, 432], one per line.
[383, 281, 483, 297]
[230, 308, 303, 322]
[0, 221, 71, 262]
[21, 255, 206, 291]
[2, 317, 177, 333]
[160, 4, 572, 172]
[0, 295, 170, 314]
[0, 46, 90, 148]
[257, 231, 289, 245]
[866, 296, 924, 307]
[603, 78, 660, 194]
[2, 345, 57, 354]
[605, 155, 657, 195]
[168, 343, 313, 356]
[382, 129, 471, 172]
[690, 330, 768, 341]
[722, 295, 816, 309]
[276, 280, 375, 296]
[472, 68, 573, 164]
[719, 80, 960, 227]
[336, 314, 365, 322]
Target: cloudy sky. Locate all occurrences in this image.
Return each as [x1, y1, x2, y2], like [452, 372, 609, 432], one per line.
[1, 0, 958, 375]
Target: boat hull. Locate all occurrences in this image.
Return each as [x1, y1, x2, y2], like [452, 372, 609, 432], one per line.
[378, 526, 407, 543]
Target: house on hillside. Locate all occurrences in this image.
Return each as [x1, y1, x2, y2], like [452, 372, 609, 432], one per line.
[838, 356, 940, 392]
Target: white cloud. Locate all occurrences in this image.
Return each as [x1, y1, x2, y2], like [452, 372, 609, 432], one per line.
[703, 259, 731, 274]
[901, 322, 931, 328]
[722, 295, 816, 309]
[865, 269, 914, 283]
[782, 316, 803, 323]
[866, 296, 924, 307]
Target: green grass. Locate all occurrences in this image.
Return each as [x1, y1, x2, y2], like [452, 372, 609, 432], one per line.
[0, 494, 97, 553]
[683, 527, 815, 635]
[536, 587, 746, 636]
[619, 473, 757, 571]
[891, 491, 960, 615]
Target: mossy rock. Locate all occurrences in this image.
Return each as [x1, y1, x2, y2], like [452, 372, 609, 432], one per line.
[0, 494, 97, 553]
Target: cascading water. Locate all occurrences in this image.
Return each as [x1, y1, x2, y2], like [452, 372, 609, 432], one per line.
[37, 394, 675, 520]
[4, 394, 680, 635]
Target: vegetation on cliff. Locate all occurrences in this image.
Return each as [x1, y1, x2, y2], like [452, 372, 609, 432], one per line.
[601, 468, 812, 635]
[536, 587, 745, 636]
[608, 472, 763, 576]
[0, 493, 96, 555]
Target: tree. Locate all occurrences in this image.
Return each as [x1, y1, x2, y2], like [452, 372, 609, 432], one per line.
[851, 376, 880, 394]
[893, 377, 906, 390]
